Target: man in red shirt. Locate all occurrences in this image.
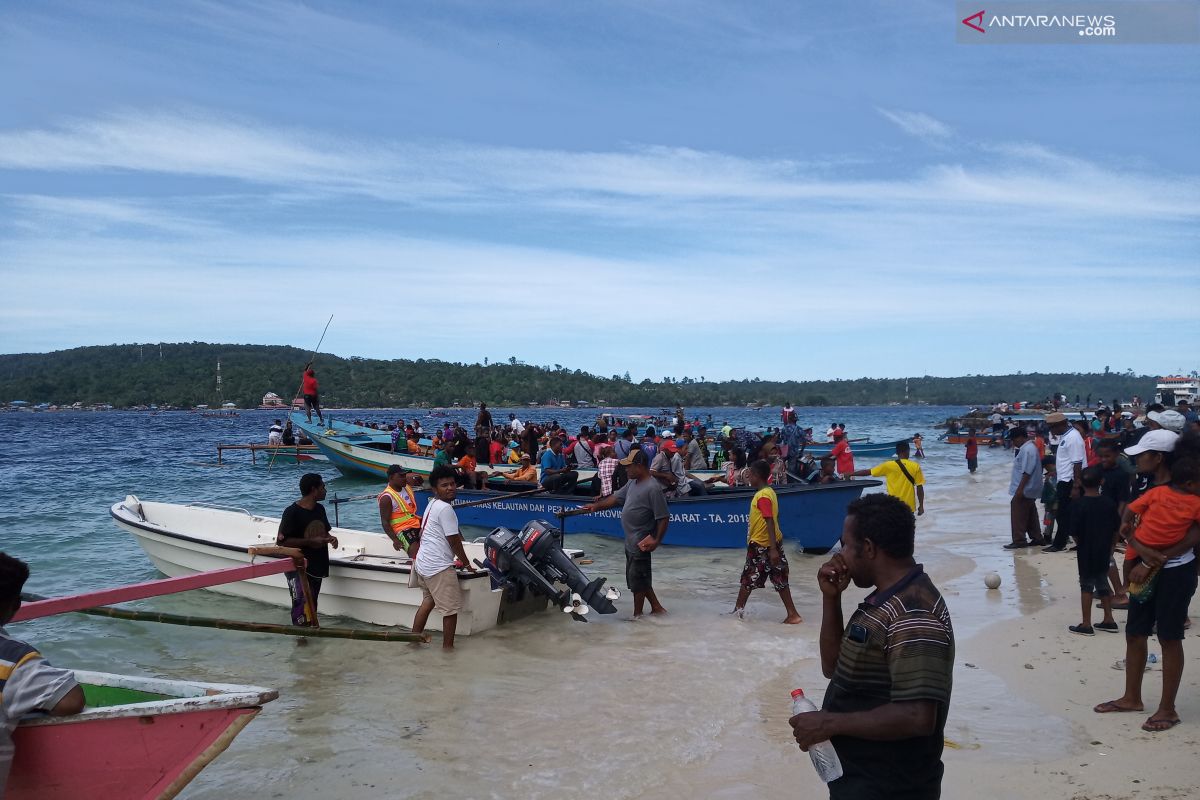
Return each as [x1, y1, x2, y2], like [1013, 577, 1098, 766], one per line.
[831, 429, 855, 475]
[301, 362, 324, 424]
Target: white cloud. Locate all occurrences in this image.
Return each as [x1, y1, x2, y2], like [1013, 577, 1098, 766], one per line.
[0, 111, 1196, 224]
[877, 108, 954, 142]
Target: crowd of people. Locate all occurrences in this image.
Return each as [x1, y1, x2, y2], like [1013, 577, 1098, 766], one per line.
[1003, 401, 1200, 735]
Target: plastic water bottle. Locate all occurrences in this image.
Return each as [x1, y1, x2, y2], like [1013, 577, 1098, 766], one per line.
[790, 688, 843, 783]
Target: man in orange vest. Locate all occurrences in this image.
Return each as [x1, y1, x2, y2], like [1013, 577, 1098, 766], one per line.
[378, 464, 421, 557]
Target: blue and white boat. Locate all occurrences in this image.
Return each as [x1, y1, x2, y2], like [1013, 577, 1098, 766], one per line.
[414, 481, 878, 550]
[797, 439, 909, 459]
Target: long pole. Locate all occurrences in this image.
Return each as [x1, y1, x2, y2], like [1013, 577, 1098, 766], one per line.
[12, 558, 302, 622]
[18, 595, 428, 642]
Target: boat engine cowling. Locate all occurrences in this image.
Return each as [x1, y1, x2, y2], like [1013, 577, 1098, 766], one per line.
[482, 520, 618, 616]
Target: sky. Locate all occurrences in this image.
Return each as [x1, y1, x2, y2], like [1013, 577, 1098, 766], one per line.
[1, 0, 1197, 381]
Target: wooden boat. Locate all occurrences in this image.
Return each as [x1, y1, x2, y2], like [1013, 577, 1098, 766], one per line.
[795, 439, 909, 459]
[9, 671, 276, 800]
[294, 417, 577, 483]
[110, 497, 576, 634]
[427, 479, 879, 550]
[943, 433, 1005, 445]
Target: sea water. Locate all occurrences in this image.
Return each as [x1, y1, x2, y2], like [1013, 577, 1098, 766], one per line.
[1, 405, 1020, 798]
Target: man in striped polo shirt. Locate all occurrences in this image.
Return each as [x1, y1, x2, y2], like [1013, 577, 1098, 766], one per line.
[789, 494, 954, 799]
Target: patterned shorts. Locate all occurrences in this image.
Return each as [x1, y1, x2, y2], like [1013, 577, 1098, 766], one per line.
[740, 543, 789, 591]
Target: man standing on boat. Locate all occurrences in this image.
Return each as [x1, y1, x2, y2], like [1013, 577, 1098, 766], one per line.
[301, 362, 323, 425]
[581, 450, 669, 617]
[379, 465, 421, 557]
[844, 441, 926, 517]
[276, 473, 338, 626]
[411, 465, 472, 649]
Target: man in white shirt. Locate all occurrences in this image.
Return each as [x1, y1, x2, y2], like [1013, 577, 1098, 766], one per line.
[509, 414, 524, 436]
[268, 419, 284, 445]
[411, 465, 472, 648]
[1044, 412, 1086, 552]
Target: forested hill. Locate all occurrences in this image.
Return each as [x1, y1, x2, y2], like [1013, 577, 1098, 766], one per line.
[0, 343, 1160, 409]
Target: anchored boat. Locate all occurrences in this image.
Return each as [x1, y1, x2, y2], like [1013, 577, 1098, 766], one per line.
[110, 497, 612, 634]
[9, 671, 276, 800]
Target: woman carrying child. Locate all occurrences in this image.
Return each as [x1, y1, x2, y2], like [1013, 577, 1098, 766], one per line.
[1094, 430, 1200, 732]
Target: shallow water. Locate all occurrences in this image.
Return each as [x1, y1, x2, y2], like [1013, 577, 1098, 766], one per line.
[0, 404, 1052, 798]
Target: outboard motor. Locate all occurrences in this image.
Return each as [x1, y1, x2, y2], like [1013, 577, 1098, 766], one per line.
[482, 519, 619, 617]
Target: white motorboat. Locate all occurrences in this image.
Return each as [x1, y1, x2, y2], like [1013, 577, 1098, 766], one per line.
[111, 497, 576, 635]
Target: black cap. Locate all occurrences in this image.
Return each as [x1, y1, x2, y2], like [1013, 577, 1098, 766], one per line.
[387, 464, 408, 476]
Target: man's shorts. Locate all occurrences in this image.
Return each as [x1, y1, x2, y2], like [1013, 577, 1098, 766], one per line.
[625, 549, 652, 593]
[1078, 570, 1112, 598]
[417, 566, 464, 615]
[1126, 563, 1198, 641]
[740, 543, 789, 591]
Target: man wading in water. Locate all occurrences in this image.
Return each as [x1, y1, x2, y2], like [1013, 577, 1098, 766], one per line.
[581, 450, 668, 617]
[276, 473, 338, 625]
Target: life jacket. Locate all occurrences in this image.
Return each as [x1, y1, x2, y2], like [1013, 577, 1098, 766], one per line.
[380, 484, 420, 534]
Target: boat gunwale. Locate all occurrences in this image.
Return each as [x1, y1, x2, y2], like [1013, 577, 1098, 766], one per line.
[110, 504, 493, 581]
[16, 669, 277, 728]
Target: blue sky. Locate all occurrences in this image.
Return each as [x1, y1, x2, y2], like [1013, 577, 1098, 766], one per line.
[1, 1, 1197, 381]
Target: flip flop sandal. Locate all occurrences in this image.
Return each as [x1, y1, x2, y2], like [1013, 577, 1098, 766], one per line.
[1094, 700, 1144, 713]
[1110, 659, 1153, 672]
[1141, 717, 1181, 732]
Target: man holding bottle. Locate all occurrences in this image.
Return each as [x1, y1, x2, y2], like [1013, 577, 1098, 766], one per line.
[789, 494, 954, 799]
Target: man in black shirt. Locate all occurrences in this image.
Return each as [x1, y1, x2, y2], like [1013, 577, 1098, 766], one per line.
[276, 473, 338, 626]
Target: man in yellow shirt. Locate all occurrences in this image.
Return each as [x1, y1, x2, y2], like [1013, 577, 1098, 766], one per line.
[846, 441, 926, 516]
[731, 460, 803, 623]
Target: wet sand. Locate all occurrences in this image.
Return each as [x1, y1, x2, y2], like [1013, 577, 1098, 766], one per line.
[162, 462, 1199, 799]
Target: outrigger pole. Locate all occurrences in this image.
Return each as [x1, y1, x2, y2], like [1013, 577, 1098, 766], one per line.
[14, 550, 429, 643]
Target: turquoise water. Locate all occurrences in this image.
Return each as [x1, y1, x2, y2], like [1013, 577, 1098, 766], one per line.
[1, 404, 1016, 799]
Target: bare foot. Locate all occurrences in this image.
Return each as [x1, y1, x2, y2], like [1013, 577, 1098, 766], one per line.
[650, 607, 668, 615]
[782, 615, 803, 624]
[728, 608, 745, 619]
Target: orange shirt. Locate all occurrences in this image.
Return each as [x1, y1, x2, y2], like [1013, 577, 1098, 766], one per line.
[1125, 485, 1200, 561]
[457, 454, 477, 472]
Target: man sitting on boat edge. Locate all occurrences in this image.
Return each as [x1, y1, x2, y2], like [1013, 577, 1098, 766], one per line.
[0, 553, 85, 795]
[379, 465, 421, 557]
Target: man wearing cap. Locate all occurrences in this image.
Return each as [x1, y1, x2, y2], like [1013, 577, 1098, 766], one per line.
[489, 452, 538, 485]
[379, 465, 421, 557]
[581, 450, 669, 617]
[1004, 427, 1044, 548]
[1148, 408, 1186, 435]
[651, 438, 691, 497]
[1044, 412, 1086, 553]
